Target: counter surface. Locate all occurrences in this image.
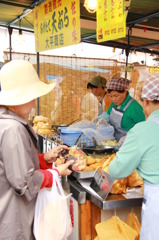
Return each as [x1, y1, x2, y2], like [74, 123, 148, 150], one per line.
[69, 177, 143, 210]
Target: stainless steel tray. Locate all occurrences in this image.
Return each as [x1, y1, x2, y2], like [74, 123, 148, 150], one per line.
[72, 170, 95, 179]
[82, 145, 118, 154]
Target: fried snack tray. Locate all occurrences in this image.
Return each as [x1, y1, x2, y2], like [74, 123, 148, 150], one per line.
[82, 145, 118, 154]
[71, 146, 118, 179]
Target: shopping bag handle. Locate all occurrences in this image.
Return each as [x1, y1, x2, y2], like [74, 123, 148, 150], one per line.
[48, 169, 65, 196]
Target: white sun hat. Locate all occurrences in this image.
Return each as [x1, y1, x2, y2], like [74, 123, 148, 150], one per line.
[0, 60, 56, 106]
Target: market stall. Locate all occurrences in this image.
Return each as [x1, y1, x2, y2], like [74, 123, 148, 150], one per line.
[21, 50, 147, 239]
[0, 1, 159, 240]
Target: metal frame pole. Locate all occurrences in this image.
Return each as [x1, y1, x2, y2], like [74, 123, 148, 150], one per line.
[8, 27, 12, 61]
[36, 52, 40, 115]
[125, 27, 131, 79]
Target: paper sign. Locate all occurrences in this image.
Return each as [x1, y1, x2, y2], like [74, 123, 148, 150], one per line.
[97, 0, 126, 42]
[33, 0, 81, 52]
[122, 187, 143, 199]
[90, 169, 114, 200]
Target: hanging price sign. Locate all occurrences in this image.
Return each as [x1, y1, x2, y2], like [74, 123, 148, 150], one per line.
[97, 0, 126, 42]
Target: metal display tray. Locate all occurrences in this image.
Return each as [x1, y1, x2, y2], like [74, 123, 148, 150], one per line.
[82, 145, 118, 154]
[72, 170, 96, 179]
[68, 180, 143, 210]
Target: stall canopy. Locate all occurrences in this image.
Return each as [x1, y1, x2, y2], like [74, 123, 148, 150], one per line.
[0, 0, 159, 55]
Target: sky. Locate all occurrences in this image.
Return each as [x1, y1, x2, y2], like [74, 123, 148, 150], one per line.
[0, 26, 158, 67]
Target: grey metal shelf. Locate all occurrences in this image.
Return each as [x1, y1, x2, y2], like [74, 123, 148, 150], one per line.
[68, 177, 143, 210]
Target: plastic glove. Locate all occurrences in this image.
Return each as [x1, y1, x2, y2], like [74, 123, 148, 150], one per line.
[96, 118, 108, 127]
[92, 116, 99, 124]
[98, 112, 109, 123]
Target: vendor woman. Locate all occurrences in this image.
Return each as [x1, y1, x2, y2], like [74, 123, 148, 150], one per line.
[105, 77, 145, 141]
[108, 74, 159, 240]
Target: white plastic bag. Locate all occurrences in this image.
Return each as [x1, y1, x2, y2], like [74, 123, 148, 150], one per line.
[33, 170, 72, 240]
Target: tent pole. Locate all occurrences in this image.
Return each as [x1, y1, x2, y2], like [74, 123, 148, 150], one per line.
[36, 52, 40, 115]
[125, 27, 131, 79]
[8, 27, 12, 61]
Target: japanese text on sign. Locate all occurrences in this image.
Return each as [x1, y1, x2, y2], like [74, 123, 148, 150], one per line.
[97, 0, 126, 42]
[34, 0, 80, 52]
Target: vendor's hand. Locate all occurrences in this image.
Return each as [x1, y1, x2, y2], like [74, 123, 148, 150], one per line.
[98, 112, 109, 122]
[96, 118, 108, 127]
[44, 145, 68, 163]
[55, 160, 74, 176]
[92, 116, 99, 124]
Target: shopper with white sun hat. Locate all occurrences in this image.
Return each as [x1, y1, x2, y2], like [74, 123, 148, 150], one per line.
[0, 60, 74, 240]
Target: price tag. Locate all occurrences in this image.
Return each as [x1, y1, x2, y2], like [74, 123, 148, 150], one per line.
[46, 140, 51, 152]
[90, 169, 114, 200]
[43, 138, 47, 153]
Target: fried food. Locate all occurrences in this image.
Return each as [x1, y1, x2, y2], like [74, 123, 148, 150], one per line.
[33, 115, 52, 137]
[33, 115, 49, 123]
[100, 140, 118, 146]
[55, 147, 87, 171]
[84, 166, 95, 171]
[37, 121, 51, 129]
[86, 156, 96, 165]
[127, 169, 143, 187]
[38, 128, 53, 137]
[102, 153, 127, 194]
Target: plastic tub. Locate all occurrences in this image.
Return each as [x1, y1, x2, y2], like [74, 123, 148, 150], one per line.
[60, 128, 95, 147]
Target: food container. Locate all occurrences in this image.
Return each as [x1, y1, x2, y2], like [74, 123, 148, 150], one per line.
[60, 128, 95, 147]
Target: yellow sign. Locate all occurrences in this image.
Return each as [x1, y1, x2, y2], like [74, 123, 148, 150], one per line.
[34, 0, 81, 52]
[97, 0, 126, 42]
[148, 67, 159, 73]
